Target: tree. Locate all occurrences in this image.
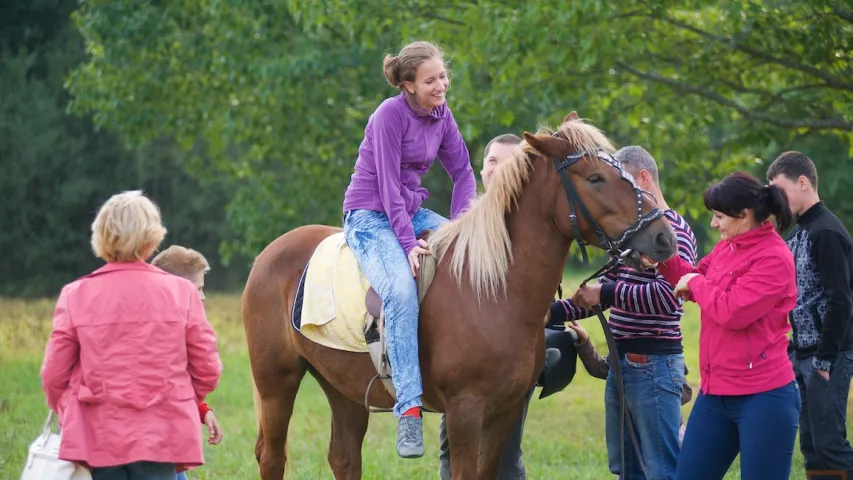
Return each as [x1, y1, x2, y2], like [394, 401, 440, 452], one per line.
[66, 0, 853, 256]
[0, 0, 249, 296]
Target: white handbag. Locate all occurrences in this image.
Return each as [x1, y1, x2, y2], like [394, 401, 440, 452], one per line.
[20, 410, 92, 480]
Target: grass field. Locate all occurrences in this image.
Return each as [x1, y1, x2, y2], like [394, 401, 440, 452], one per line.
[0, 273, 840, 479]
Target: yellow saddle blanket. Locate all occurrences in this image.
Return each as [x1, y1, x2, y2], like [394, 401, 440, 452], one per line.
[299, 233, 372, 353]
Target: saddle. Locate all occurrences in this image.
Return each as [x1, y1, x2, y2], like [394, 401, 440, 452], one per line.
[292, 231, 438, 412]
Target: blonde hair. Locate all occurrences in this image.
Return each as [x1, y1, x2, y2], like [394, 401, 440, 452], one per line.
[151, 245, 210, 279]
[90, 190, 167, 262]
[429, 118, 616, 300]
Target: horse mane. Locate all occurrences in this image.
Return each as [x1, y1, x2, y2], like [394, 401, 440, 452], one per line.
[429, 118, 616, 301]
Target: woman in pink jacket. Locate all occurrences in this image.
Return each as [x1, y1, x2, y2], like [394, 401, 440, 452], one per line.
[40, 190, 222, 480]
[658, 172, 800, 480]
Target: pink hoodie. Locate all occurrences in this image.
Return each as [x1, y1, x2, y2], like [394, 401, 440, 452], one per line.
[659, 222, 796, 395]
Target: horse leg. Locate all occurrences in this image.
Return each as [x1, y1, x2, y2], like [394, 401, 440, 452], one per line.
[253, 354, 307, 480]
[244, 271, 309, 478]
[313, 373, 370, 480]
[477, 397, 528, 480]
[445, 398, 486, 479]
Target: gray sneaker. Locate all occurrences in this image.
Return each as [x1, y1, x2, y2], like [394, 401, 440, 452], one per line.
[396, 415, 425, 458]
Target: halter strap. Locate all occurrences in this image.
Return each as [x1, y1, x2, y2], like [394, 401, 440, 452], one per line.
[551, 148, 663, 262]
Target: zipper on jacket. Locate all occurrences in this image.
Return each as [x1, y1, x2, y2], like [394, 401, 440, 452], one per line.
[745, 329, 753, 369]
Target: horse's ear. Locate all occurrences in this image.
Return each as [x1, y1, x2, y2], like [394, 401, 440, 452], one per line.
[523, 132, 569, 159]
[563, 111, 580, 122]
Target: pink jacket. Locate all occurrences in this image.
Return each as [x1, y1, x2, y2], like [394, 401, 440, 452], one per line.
[40, 261, 222, 469]
[659, 222, 796, 396]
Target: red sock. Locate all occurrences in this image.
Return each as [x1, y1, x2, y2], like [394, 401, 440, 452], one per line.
[402, 407, 421, 419]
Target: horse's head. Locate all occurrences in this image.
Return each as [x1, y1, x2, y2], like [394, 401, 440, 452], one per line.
[522, 112, 677, 270]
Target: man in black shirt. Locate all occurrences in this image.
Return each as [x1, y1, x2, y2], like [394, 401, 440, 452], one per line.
[768, 151, 853, 480]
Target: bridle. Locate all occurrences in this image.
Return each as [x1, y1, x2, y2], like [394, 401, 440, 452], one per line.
[548, 139, 665, 478]
[551, 143, 664, 264]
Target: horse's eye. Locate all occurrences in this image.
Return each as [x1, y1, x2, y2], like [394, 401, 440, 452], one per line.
[588, 174, 604, 184]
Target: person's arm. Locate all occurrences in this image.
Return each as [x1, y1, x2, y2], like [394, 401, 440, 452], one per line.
[548, 297, 600, 327]
[436, 109, 476, 219]
[688, 253, 794, 330]
[575, 341, 610, 380]
[40, 287, 79, 412]
[601, 232, 697, 313]
[602, 272, 680, 315]
[812, 231, 853, 372]
[372, 105, 419, 255]
[198, 401, 212, 423]
[185, 289, 222, 402]
[659, 243, 712, 287]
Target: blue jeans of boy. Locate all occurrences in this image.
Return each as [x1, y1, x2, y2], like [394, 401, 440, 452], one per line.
[343, 208, 447, 416]
[605, 352, 684, 480]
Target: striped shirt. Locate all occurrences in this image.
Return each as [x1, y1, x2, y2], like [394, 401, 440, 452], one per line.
[556, 209, 698, 355]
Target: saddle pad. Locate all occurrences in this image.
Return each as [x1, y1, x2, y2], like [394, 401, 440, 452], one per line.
[299, 232, 371, 353]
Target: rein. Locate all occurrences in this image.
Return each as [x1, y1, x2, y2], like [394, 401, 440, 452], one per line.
[550, 143, 657, 478]
[578, 257, 647, 478]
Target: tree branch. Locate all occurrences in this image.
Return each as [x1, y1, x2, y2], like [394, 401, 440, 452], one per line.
[614, 61, 853, 130]
[755, 83, 830, 113]
[410, 6, 467, 26]
[654, 14, 853, 92]
[831, 6, 853, 25]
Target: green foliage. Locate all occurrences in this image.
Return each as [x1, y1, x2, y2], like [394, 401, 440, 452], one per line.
[0, 0, 249, 296]
[65, 0, 853, 258]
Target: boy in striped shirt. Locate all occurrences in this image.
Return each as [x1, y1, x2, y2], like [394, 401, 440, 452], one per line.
[549, 146, 697, 480]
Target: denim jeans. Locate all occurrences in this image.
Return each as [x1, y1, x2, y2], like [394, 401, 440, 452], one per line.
[438, 388, 534, 479]
[793, 351, 853, 479]
[605, 352, 684, 480]
[675, 381, 800, 480]
[343, 208, 447, 416]
[91, 461, 176, 480]
[175, 472, 187, 480]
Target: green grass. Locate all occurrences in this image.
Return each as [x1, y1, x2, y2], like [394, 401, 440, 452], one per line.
[0, 274, 841, 479]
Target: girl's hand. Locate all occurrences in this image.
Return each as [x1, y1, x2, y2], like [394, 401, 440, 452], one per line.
[204, 410, 223, 445]
[407, 239, 430, 277]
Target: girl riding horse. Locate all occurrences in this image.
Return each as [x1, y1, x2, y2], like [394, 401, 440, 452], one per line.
[341, 40, 476, 458]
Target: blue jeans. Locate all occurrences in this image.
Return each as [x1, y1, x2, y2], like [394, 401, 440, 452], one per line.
[175, 473, 187, 480]
[343, 208, 447, 416]
[91, 461, 176, 480]
[675, 381, 801, 480]
[605, 352, 684, 480]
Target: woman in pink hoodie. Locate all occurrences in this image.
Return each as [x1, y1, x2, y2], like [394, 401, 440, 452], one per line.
[40, 190, 222, 480]
[658, 172, 800, 480]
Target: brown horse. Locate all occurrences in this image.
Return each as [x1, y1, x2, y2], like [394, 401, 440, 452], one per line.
[242, 112, 678, 479]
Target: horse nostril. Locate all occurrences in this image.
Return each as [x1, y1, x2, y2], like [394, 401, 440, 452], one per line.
[655, 231, 673, 248]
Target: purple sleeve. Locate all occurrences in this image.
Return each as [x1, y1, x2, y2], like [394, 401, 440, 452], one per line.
[372, 104, 418, 255]
[437, 109, 476, 219]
